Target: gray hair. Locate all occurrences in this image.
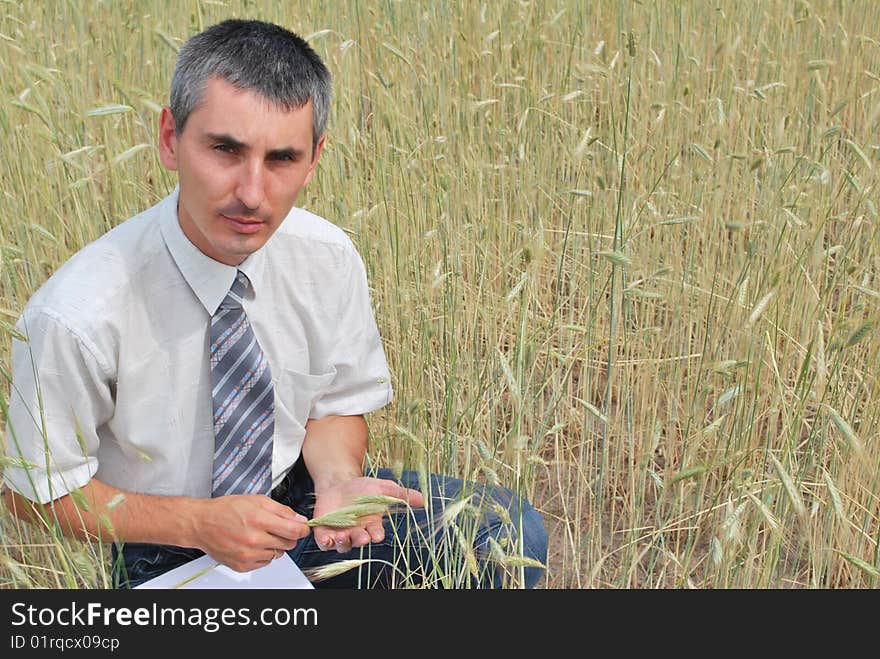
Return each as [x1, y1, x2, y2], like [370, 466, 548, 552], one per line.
[169, 19, 332, 154]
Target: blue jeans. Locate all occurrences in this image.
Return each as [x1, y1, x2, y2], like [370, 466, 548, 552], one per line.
[112, 461, 547, 589]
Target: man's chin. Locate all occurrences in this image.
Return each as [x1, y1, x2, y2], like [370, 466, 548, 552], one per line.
[214, 236, 270, 265]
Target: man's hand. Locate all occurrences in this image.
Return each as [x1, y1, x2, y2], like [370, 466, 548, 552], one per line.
[5, 480, 312, 574]
[192, 495, 311, 571]
[312, 477, 425, 553]
[300, 414, 425, 552]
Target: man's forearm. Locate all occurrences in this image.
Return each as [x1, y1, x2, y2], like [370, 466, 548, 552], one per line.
[3, 478, 204, 548]
[300, 414, 368, 492]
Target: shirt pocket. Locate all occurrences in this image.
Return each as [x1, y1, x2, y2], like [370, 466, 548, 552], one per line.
[274, 367, 336, 429]
[111, 351, 174, 447]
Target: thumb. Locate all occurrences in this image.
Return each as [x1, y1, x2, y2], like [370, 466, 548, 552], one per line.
[397, 486, 426, 508]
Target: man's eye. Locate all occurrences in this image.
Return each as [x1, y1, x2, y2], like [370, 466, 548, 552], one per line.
[213, 144, 235, 154]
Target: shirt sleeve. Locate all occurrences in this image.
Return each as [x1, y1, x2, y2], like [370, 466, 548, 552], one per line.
[309, 245, 393, 419]
[3, 309, 114, 504]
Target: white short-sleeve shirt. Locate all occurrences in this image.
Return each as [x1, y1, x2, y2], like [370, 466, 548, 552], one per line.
[3, 187, 393, 504]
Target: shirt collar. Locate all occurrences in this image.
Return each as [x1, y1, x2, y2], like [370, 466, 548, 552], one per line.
[159, 186, 268, 316]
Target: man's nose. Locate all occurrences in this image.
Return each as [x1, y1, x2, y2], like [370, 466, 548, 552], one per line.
[235, 160, 266, 211]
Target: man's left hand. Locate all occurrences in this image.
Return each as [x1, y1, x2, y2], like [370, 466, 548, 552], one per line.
[311, 477, 425, 553]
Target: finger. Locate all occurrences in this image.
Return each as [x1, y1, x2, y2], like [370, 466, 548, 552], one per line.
[290, 522, 311, 541]
[316, 533, 336, 551]
[263, 497, 305, 518]
[267, 522, 310, 548]
[334, 535, 353, 554]
[348, 527, 372, 548]
[251, 552, 277, 569]
[376, 482, 425, 508]
[364, 520, 385, 544]
[262, 498, 309, 524]
[267, 533, 302, 551]
[261, 510, 312, 541]
[402, 487, 426, 507]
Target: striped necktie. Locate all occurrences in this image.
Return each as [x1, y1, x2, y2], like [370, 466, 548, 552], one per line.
[210, 270, 274, 497]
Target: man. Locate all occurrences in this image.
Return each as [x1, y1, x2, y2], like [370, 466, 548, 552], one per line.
[2, 19, 546, 588]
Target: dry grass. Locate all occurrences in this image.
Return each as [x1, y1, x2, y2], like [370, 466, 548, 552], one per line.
[1, 0, 879, 588]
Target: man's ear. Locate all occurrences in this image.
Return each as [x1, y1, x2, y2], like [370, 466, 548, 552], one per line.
[158, 107, 179, 171]
[302, 134, 326, 188]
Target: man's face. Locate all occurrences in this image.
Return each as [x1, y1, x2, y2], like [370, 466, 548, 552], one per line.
[158, 76, 324, 265]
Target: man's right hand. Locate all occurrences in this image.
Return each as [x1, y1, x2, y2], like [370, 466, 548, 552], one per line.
[192, 495, 310, 572]
[4, 480, 311, 574]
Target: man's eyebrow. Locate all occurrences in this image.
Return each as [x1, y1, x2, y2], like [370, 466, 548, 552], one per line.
[205, 132, 247, 149]
[267, 146, 306, 161]
[205, 133, 304, 160]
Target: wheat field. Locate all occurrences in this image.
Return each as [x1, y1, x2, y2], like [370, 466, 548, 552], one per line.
[1, 0, 878, 588]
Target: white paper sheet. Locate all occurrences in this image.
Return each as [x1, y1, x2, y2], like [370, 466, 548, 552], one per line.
[134, 552, 314, 589]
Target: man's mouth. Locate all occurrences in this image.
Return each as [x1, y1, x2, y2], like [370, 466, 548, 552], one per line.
[221, 214, 265, 234]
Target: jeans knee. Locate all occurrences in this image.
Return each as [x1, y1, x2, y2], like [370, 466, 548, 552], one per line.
[478, 495, 547, 589]
[519, 500, 548, 588]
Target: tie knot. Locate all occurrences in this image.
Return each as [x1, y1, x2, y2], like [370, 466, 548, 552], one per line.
[220, 271, 250, 310]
